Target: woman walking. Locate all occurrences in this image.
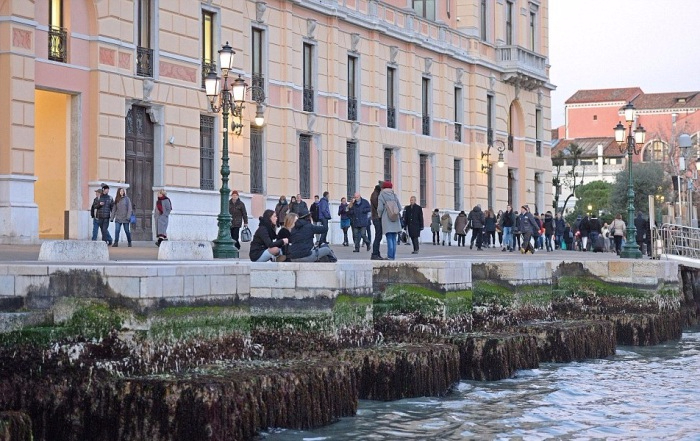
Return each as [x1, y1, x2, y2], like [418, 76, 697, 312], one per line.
[274, 196, 289, 228]
[155, 189, 171, 247]
[111, 187, 133, 247]
[440, 211, 453, 246]
[338, 197, 351, 246]
[228, 190, 248, 250]
[430, 209, 440, 245]
[610, 214, 626, 255]
[454, 211, 468, 247]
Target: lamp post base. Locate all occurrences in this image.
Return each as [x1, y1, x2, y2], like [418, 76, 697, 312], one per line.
[213, 240, 239, 259]
[619, 242, 643, 259]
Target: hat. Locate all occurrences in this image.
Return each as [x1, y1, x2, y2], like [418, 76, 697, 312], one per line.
[102, 184, 109, 190]
[231, 190, 239, 195]
[94, 188, 102, 193]
[381, 181, 393, 189]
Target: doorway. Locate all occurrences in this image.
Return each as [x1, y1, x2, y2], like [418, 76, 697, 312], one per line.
[125, 105, 154, 241]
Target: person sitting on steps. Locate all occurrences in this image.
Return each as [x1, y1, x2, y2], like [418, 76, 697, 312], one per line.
[249, 209, 288, 262]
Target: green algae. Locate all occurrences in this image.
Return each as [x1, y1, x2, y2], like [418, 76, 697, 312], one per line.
[472, 281, 515, 307]
[373, 284, 472, 318]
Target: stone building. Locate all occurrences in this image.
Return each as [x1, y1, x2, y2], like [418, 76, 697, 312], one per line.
[0, 0, 553, 244]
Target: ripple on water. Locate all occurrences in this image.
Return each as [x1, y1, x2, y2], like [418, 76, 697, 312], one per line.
[261, 329, 700, 440]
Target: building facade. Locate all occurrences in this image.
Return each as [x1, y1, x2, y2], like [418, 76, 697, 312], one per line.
[0, 0, 553, 244]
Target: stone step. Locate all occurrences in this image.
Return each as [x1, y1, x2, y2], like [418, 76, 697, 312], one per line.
[0, 311, 53, 333]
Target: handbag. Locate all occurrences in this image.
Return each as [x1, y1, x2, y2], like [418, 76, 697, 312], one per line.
[240, 226, 252, 242]
[610, 221, 616, 236]
[129, 213, 137, 224]
[453, 232, 458, 241]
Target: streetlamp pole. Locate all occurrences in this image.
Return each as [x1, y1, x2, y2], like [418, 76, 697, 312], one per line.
[614, 103, 645, 259]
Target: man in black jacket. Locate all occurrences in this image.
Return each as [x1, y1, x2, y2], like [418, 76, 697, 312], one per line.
[288, 212, 335, 262]
[370, 183, 383, 259]
[467, 204, 485, 250]
[403, 196, 424, 254]
[634, 212, 646, 254]
[348, 191, 372, 254]
[92, 184, 114, 245]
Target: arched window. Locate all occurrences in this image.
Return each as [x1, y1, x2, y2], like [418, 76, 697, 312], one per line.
[641, 140, 668, 163]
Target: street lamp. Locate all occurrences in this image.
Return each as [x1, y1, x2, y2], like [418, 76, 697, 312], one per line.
[481, 139, 506, 172]
[613, 102, 646, 259]
[587, 204, 592, 215]
[205, 42, 266, 258]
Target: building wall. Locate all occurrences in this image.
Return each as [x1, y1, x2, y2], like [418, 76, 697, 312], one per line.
[0, 0, 553, 244]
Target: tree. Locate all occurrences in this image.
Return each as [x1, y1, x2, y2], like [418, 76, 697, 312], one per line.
[573, 180, 613, 218]
[610, 163, 671, 218]
[551, 143, 584, 215]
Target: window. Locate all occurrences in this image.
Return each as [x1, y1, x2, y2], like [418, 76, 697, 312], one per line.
[200, 115, 216, 190]
[529, 10, 537, 51]
[303, 43, 314, 112]
[250, 126, 264, 194]
[454, 87, 462, 142]
[299, 134, 311, 198]
[49, 0, 67, 62]
[136, 0, 153, 77]
[387, 66, 396, 129]
[202, 11, 215, 87]
[251, 27, 265, 102]
[422, 77, 431, 136]
[506, 1, 514, 45]
[593, 115, 598, 121]
[346, 141, 357, 198]
[480, 0, 488, 41]
[536, 108, 543, 157]
[642, 140, 669, 163]
[412, 0, 435, 20]
[348, 56, 358, 121]
[384, 148, 393, 182]
[419, 154, 428, 207]
[454, 159, 462, 211]
[487, 94, 494, 145]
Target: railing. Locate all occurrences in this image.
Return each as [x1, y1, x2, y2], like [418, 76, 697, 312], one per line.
[454, 122, 462, 142]
[497, 45, 547, 78]
[387, 107, 396, 128]
[137, 46, 153, 77]
[348, 97, 357, 121]
[303, 86, 314, 112]
[655, 223, 700, 260]
[422, 115, 430, 136]
[48, 26, 67, 62]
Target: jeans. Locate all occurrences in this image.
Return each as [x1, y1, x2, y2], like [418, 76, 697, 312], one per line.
[230, 226, 241, 249]
[319, 218, 328, 244]
[503, 226, 513, 249]
[441, 231, 451, 245]
[372, 218, 383, 256]
[432, 230, 439, 244]
[97, 218, 112, 243]
[293, 246, 333, 262]
[92, 218, 100, 241]
[470, 227, 483, 249]
[352, 226, 369, 250]
[385, 232, 398, 259]
[555, 234, 563, 249]
[114, 222, 132, 244]
[545, 233, 553, 251]
[255, 248, 282, 262]
[614, 235, 623, 254]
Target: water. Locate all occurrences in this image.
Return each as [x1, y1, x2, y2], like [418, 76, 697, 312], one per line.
[262, 328, 700, 440]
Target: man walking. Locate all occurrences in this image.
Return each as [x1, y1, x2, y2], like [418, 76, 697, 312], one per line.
[90, 187, 110, 242]
[370, 183, 384, 259]
[403, 196, 424, 254]
[93, 184, 114, 245]
[318, 191, 331, 245]
[517, 205, 538, 254]
[347, 192, 371, 253]
[467, 204, 485, 250]
[499, 204, 515, 252]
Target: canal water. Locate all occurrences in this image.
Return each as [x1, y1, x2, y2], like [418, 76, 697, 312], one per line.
[262, 327, 700, 440]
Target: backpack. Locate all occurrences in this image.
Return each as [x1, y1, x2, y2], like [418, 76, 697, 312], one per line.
[384, 195, 400, 222]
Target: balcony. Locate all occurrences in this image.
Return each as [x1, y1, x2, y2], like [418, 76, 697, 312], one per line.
[48, 26, 67, 62]
[454, 123, 462, 142]
[348, 97, 357, 121]
[422, 115, 430, 136]
[303, 86, 314, 112]
[497, 45, 548, 91]
[387, 107, 396, 129]
[137, 46, 153, 77]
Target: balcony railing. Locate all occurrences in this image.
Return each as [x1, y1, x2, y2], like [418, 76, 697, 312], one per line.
[497, 45, 547, 77]
[348, 97, 357, 121]
[48, 26, 67, 62]
[201, 61, 216, 88]
[422, 115, 430, 136]
[303, 86, 314, 112]
[137, 46, 153, 77]
[251, 73, 265, 103]
[387, 107, 396, 128]
[454, 122, 462, 142]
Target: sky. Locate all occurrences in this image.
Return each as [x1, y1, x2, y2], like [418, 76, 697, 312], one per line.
[549, 0, 700, 128]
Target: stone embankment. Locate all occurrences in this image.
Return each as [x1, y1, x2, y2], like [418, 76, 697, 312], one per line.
[0, 259, 698, 440]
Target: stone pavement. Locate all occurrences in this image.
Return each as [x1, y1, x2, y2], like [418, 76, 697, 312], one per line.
[0, 240, 635, 263]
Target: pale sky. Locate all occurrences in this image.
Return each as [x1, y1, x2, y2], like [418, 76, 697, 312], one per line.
[549, 0, 700, 128]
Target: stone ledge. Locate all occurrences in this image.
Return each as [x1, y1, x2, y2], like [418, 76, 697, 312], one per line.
[38, 241, 108, 262]
[157, 240, 214, 261]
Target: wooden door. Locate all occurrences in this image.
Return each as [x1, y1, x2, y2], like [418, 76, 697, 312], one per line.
[125, 105, 154, 241]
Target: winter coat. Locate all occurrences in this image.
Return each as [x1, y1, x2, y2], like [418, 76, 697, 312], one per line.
[543, 213, 554, 235]
[440, 213, 452, 233]
[155, 196, 172, 237]
[578, 216, 590, 236]
[94, 194, 114, 219]
[499, 210, 515, 229]
[454, 213, 468, 235]
[555, 217, 566, 235]
[274, 201, 289, 227]
[347, 197, 371, 228]
[229, 198, 248, 228]
[403, 203, 424, 238]
[288, 218, 327, 260]
[517, 211, 538, 235]
[289, 200, 309, 216]
[467, 206, 485, 229]
[111, 196, 133, 223]
[318, 197, 331, 220]
[610, 218, 626, 237]
[484, 215, 497, 233]
[309, 201, 320, 223]
[90, 196, 100, 219]
[588, 217, 602, 234]
[377, 188, 402, 234]
[277, 227, 291, 256]
[370, 188, 381, 220]
[634, 214, 646, 241]
[430, 213, 441, 232]
[249, 216, 285, 261]
[338, 202, 350, 221]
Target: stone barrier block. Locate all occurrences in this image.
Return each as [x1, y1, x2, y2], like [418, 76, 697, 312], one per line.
[608, 260, 633, 277]
[140, 277, 163, 298]
[162, 276, 185, 298]
[38, 240, 109, 262]
[211, 275, 237, 295]
[250, 270, 295, 288]
[105, 276, 141, 298]
[14, 275, 49, 296]
[0, 276, 15, 296]
[582, 261, 610, 278]
[250, 287, 272, 298]
[6, 265, 49, 276]
[104, 266, 157, 277]
[190, 275, 212, 296]
[157, 240, 214, 260]
[297, 269, 338, 288]
[237, 274, 251, 295]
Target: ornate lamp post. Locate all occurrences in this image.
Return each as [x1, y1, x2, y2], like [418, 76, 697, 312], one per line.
[481, 139, 507, 172]
[614, 102, 646, 259]
[205, 42, 266, 258]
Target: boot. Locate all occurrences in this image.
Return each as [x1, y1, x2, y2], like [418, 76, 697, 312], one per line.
[128, 242, 132, 247]
[112, 242, 118, 247]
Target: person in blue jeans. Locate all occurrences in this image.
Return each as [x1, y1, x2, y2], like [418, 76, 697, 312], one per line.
[377, 181, 402, 260]
[499, 205, 516, 252]
[90, 188, 104, 240]
[317, 191, 331, 245]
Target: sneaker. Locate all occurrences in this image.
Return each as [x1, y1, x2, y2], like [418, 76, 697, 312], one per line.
[520, 248, 525, 254]
[353, 249, 360, 253]
[370, 254, 385, 260]
[502, 247, 506, 252]
[469, 244, 473, 250]
[411, 250, 418, 254]
[128, 243, 132, 247]
[112, 243, 118, 247]
[366, 243, 371, 251]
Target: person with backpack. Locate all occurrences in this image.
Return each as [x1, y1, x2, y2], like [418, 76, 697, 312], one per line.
[440, 211, 453, 246]
[377, 181, 402, 260]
